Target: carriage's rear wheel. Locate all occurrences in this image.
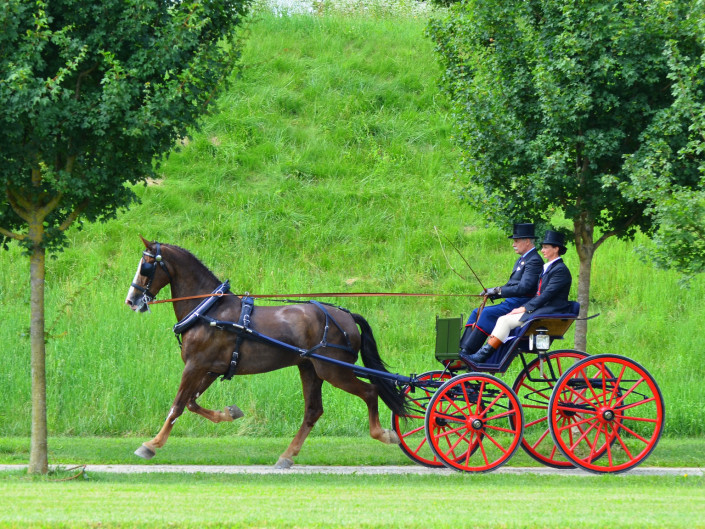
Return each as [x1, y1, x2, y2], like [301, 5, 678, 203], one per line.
[511, 349, 588, 468]
[392, 370, 453, 467]
[425, 373, 524, 473]
[548, 354, 665, 474]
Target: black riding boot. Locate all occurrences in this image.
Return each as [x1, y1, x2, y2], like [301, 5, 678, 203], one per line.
[465, 335, 503, 364]
[458, 327, 487, 363]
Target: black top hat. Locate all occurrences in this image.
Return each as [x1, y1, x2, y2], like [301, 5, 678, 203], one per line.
[541, 230, 567, 255]
[508, 223, 537, 239]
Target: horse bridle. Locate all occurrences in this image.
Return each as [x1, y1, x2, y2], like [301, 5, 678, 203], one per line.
[132, 242, 173, 303]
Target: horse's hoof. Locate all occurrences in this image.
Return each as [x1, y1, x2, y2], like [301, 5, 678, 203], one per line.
[134, 444, 156, 460]
[274, 457, 294, 469]
[381, 430, 400, 445]
[227, 405, 244, 420]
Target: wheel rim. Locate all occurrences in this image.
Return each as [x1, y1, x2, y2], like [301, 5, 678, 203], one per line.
[425, 373, 524, 472]
[392, 371, 452, 468]
[511, 350, 588, 468]
[548, 354, 665, 473]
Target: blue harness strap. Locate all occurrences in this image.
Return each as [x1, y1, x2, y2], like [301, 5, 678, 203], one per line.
[305, 300, 353, 354]
[173, 281, 231, 335]
[175, 290, 357, 381]
[221, 295, 254, 380]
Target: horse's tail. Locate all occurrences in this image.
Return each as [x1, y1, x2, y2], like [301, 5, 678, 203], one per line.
[352, 313, 409, 417]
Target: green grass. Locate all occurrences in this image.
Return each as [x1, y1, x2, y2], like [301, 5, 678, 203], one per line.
[0, 436, 703, 467]
[1, 7, 704, 443]
[1, 471, 704, 529]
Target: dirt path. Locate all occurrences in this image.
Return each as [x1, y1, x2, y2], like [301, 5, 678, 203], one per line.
[1, 464, 701, 476]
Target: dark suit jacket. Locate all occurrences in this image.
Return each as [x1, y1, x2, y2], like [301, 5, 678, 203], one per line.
[499, 247, 543, 298]
[520, 258, 572, 321]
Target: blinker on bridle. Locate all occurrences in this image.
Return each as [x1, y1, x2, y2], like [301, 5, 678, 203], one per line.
[131, 242, 173, 302]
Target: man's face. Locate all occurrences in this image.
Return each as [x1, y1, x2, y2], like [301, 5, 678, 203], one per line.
[512, 238, 534, 255]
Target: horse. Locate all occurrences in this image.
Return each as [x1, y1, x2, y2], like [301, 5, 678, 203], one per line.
[124, 237, 407, 468]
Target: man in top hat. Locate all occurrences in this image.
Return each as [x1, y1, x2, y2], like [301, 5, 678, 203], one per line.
[458, 223, 544, 364]
[463, 229, 573, 364]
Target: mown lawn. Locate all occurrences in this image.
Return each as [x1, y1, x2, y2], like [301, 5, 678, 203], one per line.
[1, 471, 704, 529]
[0, 436, 703, 467]
[2, 436, 703, 528]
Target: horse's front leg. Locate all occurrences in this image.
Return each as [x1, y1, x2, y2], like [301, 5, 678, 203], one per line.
[185, 372, 245, 423]
[135, 365, 207, 460]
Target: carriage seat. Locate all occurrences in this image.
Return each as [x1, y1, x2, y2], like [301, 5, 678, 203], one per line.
[507, 301, 580, 341]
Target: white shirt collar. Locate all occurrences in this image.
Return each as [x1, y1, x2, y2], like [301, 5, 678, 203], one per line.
[521, 247, 536, 259]
[543, 257, 562, 274]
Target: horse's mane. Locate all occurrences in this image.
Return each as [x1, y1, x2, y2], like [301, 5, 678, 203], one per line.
[164, 243, 220, 283]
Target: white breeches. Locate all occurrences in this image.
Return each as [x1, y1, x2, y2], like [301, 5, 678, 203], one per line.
[492, 312, 525, 342]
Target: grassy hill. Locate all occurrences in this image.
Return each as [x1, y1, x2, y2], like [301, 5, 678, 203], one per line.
[1, 7, 703, 439]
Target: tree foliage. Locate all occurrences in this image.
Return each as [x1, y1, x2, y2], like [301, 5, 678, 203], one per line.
[0, 0, 250, 251]
[428, 0, 704, 347]
[622, 0, 705, 278]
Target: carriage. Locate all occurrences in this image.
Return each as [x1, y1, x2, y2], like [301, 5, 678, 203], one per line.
[127, 240, 665, 474]
[391, 307, 665, 474]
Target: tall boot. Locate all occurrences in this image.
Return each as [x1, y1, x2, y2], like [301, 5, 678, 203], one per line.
[458, 327, 487, 357]
[464, 335, 503, 365]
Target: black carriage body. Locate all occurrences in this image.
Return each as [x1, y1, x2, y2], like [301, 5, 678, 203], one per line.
[435, 301, 582, 376]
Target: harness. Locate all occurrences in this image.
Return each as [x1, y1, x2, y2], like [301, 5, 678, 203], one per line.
[131, 243, 173, 303]
[171, 281, 355, 381]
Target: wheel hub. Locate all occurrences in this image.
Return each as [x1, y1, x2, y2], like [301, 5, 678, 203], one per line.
[598, 407, 615, 423]
[469, 418, 483, 431]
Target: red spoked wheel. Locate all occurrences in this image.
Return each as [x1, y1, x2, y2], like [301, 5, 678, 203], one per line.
[392, 370, 453, 467]
[548, 354, 665, 474]
[511, 349, 589, 468]
[425, 373, 524, 473]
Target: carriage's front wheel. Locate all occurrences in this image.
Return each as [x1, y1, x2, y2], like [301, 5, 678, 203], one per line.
[511, 349, 589, 468]
[548, 354, 665, 474]
[392, 370, 453, 468]
[425, 373, 524, 473]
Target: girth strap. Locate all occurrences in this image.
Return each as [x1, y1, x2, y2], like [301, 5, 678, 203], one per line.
[221, 296, 254, 381]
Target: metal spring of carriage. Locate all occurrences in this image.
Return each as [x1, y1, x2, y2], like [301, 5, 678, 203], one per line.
[389, 304, 666, 474]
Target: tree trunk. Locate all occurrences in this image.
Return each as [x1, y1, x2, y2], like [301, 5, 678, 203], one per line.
[28, 237, 48, 474]
[573, 218, 596, 353]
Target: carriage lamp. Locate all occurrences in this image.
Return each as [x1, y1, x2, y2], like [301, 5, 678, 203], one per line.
[533, 327, 551, 351]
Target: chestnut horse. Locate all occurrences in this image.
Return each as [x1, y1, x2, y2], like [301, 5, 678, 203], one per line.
[125, 238, 406, 468]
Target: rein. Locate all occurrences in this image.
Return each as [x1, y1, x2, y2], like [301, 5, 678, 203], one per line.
[149, 291, 483, 304]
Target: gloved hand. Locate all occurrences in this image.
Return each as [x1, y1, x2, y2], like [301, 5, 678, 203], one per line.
[482, 286, 501, 300]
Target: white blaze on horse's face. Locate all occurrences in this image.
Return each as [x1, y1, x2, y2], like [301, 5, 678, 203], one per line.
[125, 257, 150, 312]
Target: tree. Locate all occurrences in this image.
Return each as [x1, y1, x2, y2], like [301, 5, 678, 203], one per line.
[623, 0, 705, 279]
[428, 0, 703, 349]
[0, 0, 250, 474]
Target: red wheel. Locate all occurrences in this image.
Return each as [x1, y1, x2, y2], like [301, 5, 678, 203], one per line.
[548, 354, 665, 474]
[392, 370, 453, 467]
[511, 349, 588, 468]
[425, 373, 524, 473]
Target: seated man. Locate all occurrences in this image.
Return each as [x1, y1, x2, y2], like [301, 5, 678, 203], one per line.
[458, 223, 543, 364]
[463, 229, 573, 364]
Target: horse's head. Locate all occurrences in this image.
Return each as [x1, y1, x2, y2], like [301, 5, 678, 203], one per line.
[125, 236, 173, 312]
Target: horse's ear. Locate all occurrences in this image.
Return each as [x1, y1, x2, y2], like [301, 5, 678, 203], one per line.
[139, 235, 151, 249]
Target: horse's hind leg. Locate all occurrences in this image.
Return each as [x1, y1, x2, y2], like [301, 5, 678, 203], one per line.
[316, 363, 400, 445]
[275, 362, 324, 469]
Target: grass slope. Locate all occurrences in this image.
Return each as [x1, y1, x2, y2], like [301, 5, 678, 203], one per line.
[1, 9, 704, 442]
